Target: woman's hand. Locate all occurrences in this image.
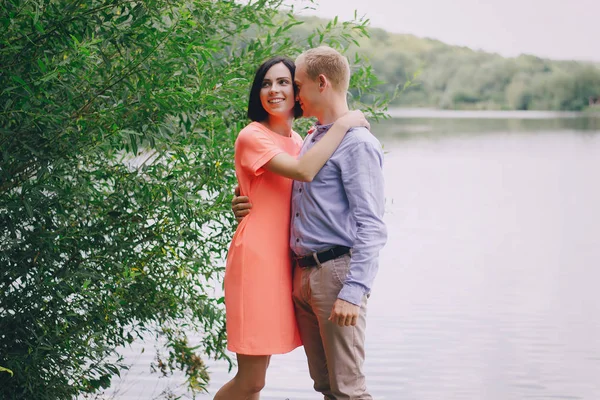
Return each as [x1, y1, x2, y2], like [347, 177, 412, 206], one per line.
[335, 110, 370, 131]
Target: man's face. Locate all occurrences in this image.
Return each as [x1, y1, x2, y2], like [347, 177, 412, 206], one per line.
[294, 61, 320, 118]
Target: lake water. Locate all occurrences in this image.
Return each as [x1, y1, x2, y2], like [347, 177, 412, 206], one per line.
[100, 110, 600, 400]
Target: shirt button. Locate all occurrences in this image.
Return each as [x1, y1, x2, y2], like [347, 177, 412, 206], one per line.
[295, 212, 299, 217]
[311, 138, 316, 143]
[296, 238, 300, 242]
[299, 188, 302, 193]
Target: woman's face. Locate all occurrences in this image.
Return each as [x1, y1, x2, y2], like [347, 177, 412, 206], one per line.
[259, 62, 296, 120]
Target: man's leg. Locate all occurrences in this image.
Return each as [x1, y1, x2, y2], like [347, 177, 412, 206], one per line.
[292, 264, 335, 399]
[310, 254, 372, 400]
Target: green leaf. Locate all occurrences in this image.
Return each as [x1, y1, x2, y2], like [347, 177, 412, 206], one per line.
[23, 200, 33, 218]
[11, 75, 27, 86]
[34, 21, 44, 34]
[37, 59, 47, 73]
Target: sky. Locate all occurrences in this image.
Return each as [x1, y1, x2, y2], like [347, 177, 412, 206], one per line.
[291, 0, 600, 62]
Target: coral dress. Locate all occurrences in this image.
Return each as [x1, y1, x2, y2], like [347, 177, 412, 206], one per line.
[225, 122, 303, 355]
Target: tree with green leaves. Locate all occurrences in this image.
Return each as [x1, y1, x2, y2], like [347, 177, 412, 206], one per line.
[0, 1, 388, 398]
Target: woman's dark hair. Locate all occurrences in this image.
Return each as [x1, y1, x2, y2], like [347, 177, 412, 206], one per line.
[247, 56, 303, 121]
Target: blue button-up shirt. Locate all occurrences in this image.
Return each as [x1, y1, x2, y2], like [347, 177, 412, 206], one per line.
[290, 123, 387, 305]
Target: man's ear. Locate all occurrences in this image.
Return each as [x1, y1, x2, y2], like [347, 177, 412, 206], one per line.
[318, 74, 327, 91]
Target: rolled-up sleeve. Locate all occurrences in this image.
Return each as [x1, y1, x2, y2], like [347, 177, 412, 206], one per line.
[337, 141, 387, 305]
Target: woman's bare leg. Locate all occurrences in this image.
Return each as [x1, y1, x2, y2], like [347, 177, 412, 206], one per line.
[213, 354, 271, 400]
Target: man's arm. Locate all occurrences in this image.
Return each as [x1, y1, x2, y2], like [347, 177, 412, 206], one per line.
[329, 138, 387, 327]
[232, 186, 251, 222]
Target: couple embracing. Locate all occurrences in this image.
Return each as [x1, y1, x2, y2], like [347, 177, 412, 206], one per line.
[215, 46, 387, 400]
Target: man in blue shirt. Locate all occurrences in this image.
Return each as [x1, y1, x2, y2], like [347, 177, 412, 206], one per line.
[233, 46, 387, 399]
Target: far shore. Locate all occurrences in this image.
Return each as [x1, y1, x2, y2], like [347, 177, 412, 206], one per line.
[386, 108, 600, 119]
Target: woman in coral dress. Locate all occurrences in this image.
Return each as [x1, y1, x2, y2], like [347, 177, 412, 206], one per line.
[213, 56, 368, 400]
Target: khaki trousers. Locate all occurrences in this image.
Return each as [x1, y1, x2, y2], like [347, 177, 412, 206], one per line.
[292, 253, 372, 400]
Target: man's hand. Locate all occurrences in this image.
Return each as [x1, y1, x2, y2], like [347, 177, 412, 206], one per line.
[232, 186, 252, 223]
[329, 298, 360, 327]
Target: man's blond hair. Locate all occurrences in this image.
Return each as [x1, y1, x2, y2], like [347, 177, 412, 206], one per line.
[296, 46, 350, 93]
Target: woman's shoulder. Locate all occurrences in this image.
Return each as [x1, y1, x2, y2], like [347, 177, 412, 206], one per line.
[239, 121, 266, 136]
[236, 122, 270, 144]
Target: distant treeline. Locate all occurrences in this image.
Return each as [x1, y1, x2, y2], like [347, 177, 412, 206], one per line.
[289, 16, 600, 111]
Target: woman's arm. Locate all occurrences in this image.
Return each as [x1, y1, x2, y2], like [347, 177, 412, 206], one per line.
[265, 110, 369, 182]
